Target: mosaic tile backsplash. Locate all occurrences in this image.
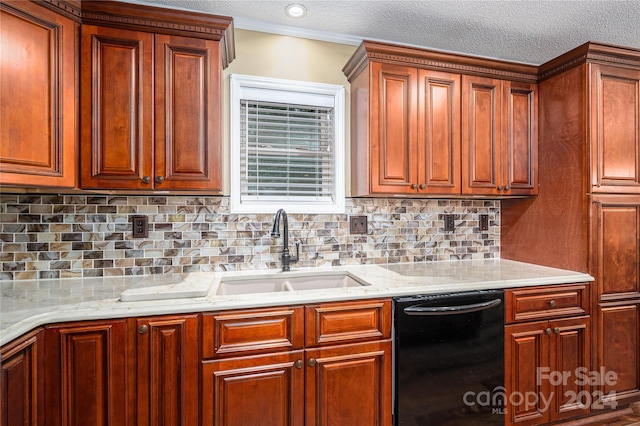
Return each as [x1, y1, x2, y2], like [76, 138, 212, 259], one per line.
[0, 195, 499, 281]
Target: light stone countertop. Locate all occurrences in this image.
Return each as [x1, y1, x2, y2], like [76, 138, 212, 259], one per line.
[0, 259, 594, 347]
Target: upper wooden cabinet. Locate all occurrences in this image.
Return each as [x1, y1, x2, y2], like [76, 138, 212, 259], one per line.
[590, 64, 640, 194]
[0, 0, 233, 192]
[344, 40, 538, 197]
[0, 0, 77, 188]
[462, 76, 538, 196]
[79, 1, 232, 191]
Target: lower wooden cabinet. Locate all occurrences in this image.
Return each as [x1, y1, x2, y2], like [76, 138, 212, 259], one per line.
[305, 341, 392, 426]
[594, 300, 640, 406]
[43, 320, 128, 426]
[201, 340, 392, 426]
[42, 315, 199, 426]
[131, 314, 199, 426]
[505, 316, 591, 425]
[0, 327, 44, 426]
[201, 299, 393, 426]
[202, 351, 305, 426]
[504, 285, 592, 426]
[1, 300, 392, 426]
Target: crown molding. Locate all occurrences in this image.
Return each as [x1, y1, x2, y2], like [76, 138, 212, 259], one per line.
[233, 17, 362, 46]
[343, 40, 539, 83]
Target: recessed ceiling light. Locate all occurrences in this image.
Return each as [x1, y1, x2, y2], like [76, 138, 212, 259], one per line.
[285, 3, 307, 18]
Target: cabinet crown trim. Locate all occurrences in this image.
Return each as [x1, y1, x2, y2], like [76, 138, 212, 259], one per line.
[38, 0, 236, 67]
[538, 41, 640, 81]
[343, 40, 539, 83]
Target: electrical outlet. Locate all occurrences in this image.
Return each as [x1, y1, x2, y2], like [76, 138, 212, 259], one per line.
[132, 215, 148, 238]
[480, 214, 489, 231]
[444, 215, 455, 232]
[349, 215, 368, 234]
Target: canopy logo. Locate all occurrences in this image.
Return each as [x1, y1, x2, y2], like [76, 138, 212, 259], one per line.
[463, 367, 619, 414]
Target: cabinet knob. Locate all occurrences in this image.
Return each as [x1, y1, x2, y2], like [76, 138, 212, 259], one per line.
[505, 186, 510, 191]
[497, 185, 503, 191]
[419, 184, 426, 189]
[141, 176, 151, 184]
[553, 327, 560, 335]
[411, 184, 418, 190]
[545, 328, 552, 335]
[295, 360, 303, 369]
[308, 358, 317, 367]
[549, 300, 556, 308]
[138, 324, 149, 335]
[155, 176, 164, 184]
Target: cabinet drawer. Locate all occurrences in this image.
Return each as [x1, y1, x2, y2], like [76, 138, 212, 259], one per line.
[305, 299, 391, 347]
[202, 307, 304, 358]
[505, 284, 590, 323]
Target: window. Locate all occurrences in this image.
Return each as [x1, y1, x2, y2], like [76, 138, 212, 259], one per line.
[230, 74, 345, 213]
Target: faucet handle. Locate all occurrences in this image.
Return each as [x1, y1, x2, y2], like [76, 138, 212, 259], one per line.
[291, 241, 300, 263]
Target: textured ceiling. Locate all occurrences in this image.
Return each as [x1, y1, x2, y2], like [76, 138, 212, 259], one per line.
[128, 0, 640, 65]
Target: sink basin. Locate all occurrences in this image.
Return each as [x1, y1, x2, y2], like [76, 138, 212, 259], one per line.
[216, 272, 370, 296]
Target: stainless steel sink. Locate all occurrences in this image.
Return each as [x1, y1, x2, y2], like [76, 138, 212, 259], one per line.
[216, 272, 370, 296]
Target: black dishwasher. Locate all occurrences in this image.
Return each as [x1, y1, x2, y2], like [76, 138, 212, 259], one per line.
[394, 290, 505, 426]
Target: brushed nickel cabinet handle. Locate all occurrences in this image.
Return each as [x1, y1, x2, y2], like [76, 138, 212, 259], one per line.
[308, 358, 317, 367]
[553, 327, 560, 334]
[549, 300, 556, 308]
[545, 328, 552, 335]
[411, 183, 418, 190]
[138, 324, 149, 335]
[141, 176, 151, 184]
[295, 360, 303, 369]
[155, 176, 164, 184]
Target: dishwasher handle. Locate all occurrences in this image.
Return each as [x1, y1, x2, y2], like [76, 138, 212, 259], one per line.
[403, 298, 502, 316]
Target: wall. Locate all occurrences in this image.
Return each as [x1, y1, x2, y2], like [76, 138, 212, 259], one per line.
[0, 194, 499, 280]
[222, 29, 357, 193]
[0, 30, 501, 281]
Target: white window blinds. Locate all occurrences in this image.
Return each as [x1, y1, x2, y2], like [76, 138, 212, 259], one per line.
[230, 74, 345, 213]
[240, 100, 334, 202]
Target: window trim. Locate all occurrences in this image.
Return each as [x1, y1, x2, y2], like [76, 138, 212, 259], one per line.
[230, 74, 345, 214]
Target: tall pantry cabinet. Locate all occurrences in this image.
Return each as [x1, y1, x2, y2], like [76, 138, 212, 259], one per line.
[502, 42, 640, 410]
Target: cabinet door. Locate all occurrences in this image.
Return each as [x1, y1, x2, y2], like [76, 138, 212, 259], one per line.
[154, 35, 223, 191]
[548, 317, 591, 422]
[592, 196, 640, 301]
[44, 320, 128, 426]
[590, 64, 640, 194]
[369, 62, 418, 194]
[595, 301, 640, 407]
[202, 351, 305, 426]
[504, 321, 550, 426]
[462, 75, 502, 195]
[1, 328, 43, 426]
[132, 314, 199, 426]
[0, 0, 76, 188]
[80, 25, 154, 190]
[417, 70, 461, 194]
[305, 340, 392, 426]
[502, 81, 538, 195]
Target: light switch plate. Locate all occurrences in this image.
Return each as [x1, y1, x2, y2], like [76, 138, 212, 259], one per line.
[444, 215, 455, 232]
[480, 214, 489, 231]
